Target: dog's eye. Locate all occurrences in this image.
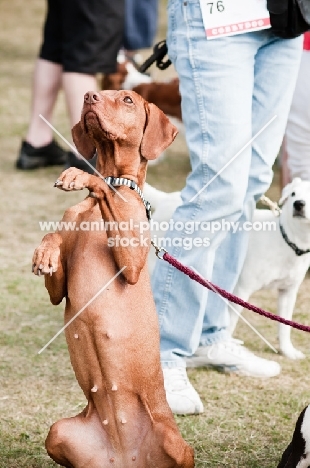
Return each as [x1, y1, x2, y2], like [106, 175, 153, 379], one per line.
[291, 192, 296, 197]
[123, 96, 133, 104]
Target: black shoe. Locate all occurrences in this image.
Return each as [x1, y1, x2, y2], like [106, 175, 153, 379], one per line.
[16, 140, 67, 170]
[65, 151, 97, 175]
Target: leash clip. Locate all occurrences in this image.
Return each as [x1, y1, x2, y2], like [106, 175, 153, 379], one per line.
[151, 240, 167, 260]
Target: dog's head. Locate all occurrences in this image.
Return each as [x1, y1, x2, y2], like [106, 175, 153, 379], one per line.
[71, 90, 178, 164]
[279, 178, 310, 221]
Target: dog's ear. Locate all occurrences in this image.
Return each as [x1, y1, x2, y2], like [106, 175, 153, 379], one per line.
[279, 177, 302, 205]
[140, 103, 178, 160]
[71, 121, 96, 159]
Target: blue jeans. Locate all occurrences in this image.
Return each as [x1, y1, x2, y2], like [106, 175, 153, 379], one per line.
[123, 0, 158, 50]
[151, 0, 303, 368]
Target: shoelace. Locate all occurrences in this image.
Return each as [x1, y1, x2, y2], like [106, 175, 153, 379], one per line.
[163, 368, 189, 391]
[207, 338, 252, 359]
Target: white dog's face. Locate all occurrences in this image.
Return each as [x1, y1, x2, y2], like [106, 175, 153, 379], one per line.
[280, 178, 310, 222]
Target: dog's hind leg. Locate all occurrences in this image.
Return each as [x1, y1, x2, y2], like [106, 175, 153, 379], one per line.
[46, 403, 112, 468]
[278, 286, 305, 359]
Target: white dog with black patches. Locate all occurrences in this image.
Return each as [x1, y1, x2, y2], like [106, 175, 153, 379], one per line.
[145, 178, 310, 360]
[278, 405, 310, 468]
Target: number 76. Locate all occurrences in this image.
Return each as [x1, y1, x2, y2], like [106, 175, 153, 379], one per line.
[207, 1, 225, 13]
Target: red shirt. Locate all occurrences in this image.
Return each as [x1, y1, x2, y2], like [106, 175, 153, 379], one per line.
[304, 32, 310, 50]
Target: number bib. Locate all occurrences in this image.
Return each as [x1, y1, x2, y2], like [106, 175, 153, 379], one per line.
[199, 0, 271, 39]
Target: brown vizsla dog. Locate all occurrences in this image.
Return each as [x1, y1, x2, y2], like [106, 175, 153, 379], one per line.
[32, 90, 194, 468]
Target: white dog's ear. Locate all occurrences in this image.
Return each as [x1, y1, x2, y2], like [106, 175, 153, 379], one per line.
[279, 177, 302, 205]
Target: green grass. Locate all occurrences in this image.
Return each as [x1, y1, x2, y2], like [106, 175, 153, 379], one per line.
[0, 1, 310, 466]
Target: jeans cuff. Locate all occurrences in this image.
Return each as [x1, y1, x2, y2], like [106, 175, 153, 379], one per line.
[199, 330, 230, 346]
[161, 359, 186, 369]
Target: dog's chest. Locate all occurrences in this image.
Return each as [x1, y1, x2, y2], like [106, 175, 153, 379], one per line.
[263, 274, 300, 290]
[259, 257, 307, 290]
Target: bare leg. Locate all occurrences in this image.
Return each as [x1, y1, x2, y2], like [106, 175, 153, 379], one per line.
[26, 58, 62, 147]
[62, 72, 97, 128]
[62, 73, 98, 165]
[280, 137, 292, 188]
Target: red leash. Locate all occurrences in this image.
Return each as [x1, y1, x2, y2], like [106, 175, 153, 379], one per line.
[162, 251, 310, 333]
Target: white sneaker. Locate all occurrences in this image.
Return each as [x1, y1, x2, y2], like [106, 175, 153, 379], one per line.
[163, 367, 204, 415]
[186, 339, 281, 378]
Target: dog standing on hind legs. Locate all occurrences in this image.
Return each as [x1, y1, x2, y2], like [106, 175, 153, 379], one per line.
[32, 90, 194, 468]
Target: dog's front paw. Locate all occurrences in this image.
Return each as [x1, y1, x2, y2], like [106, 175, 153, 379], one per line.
[281, 345, 305, 360]
[54, 167, 92, 192]
[32, 234, 60, 276]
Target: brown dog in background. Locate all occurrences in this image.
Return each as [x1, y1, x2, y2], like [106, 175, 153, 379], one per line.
[32, 90, 194, 468]
[101, 62, 129, 91]
[102, 67, 182, 123]
[132, 78, 182, 122]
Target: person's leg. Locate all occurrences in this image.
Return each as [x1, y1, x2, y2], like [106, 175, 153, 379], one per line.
[62, 74, 98, 181]
[16, 0, 68, 169]
[152, 1, 278, 414]
[61, 0, 124, 171]
[26, 0, 63, 147]
[25, 58, 62, 146]
[16, 59, 67, 170]
[62, 73, 97, 128]
[123, 0, 158, 51]
[62, 0, 124, 77]
[200, 34, 303, 350]
[281, 137, 291, 188]
[153, 0, 255, 364]
[285, 50, 310, 180]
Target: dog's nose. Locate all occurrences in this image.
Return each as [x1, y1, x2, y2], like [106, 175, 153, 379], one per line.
[84, 91, 101, 104]
[293, 200, 306, 211]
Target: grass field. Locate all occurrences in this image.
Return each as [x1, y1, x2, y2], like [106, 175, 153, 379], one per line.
[1, 1, 310, 467]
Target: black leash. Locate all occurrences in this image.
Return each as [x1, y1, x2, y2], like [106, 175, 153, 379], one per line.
[139, 40, 172, 74]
